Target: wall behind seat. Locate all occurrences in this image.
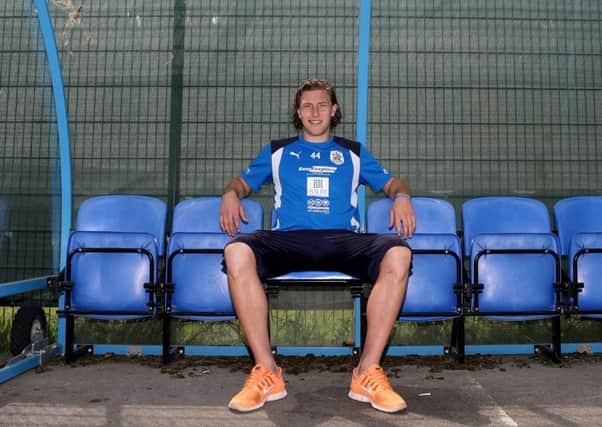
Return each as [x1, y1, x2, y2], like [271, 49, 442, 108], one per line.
[368, 0, 602, 212]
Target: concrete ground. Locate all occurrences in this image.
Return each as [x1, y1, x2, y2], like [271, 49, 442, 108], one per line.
[2, 353, 602, 426]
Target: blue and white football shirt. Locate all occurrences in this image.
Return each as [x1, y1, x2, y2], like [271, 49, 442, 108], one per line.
[241, 135, 392, 231]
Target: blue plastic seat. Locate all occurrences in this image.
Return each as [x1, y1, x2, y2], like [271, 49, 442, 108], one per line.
[163, 197, 263, 361]
[64, 195, 167, 362]
[554, 196, 602, 318]
[462, 197, 562, 356]
[367, 197, 464, 359]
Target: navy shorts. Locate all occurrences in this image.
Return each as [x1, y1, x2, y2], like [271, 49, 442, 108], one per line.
[225, 229, 411, 283]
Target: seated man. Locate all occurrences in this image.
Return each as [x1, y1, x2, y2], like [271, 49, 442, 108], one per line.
[220, 79, 414, 414]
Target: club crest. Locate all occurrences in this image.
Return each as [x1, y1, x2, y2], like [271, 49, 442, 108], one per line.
[330, 150, 344, 165]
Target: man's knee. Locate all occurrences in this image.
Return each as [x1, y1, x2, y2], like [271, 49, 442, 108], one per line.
[379, 246, 411, 280]
[224, 242, 256, 276]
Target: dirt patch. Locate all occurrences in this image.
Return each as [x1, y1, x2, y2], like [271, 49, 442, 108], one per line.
[40, 351, 602, 379]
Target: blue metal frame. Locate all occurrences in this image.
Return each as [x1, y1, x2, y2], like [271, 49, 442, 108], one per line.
[0, 354, 43, 384]
[83, 345, 163, 356]
[0, 277, 48, 298]
[180, 346, 249, 357]
[561, 343, 602, 354]
[275, 347, 355, 356]
[353, 297, 362, 351]
[51, 343, 602, 358]
[385, 343, 602, 357]
[33, 0, 72, 355]
[355, 0, 371, 231]
[61, 344, 251, 357]
[465, 345, 556, 355]
[65, 345, 355, 358]
[65, 344, 247, 357]
[385, 346, 448, 356]
[34, 0, 72, 264]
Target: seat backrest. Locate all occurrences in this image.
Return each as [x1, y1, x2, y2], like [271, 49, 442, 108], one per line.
[76, 195, 168, 255]
[367, 197, 457, 234]
[462, 197, 551, 255]
[172, 196, 263, 233]
[554, 196, 602, 256]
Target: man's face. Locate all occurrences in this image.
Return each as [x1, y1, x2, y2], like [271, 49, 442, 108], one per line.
[297, 89, 338, 142]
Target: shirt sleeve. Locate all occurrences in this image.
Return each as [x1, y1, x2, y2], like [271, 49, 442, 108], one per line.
[240, 143, 273, 192]
[359, 145, 392, 192]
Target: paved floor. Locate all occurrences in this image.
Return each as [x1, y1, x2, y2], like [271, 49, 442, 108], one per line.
[1, 353, 602, 426]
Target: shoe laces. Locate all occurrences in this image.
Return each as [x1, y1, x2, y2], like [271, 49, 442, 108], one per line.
[243, 366, 276, 392]
[360, 367, 392, 393]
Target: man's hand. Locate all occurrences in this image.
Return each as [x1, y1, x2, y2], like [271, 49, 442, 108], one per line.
[219, 191, 248, 237]
[389, 197, 415, 239]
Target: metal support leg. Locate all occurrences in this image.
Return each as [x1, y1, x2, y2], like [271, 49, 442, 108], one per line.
[552, 316, 561, 361]
[64, 314, 74, 363]
[450, 316, 465, 363]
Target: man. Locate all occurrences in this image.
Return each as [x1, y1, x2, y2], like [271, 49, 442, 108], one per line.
[220, 79, 415, 414]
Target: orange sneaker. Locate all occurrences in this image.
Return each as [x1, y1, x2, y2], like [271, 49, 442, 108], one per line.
[228, 363, 287, 412]
[348, 364, 407, 413]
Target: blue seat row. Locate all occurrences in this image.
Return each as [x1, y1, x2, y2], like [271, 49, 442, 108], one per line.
[555, 197, 602, 320]
[57, 195, 602, 362]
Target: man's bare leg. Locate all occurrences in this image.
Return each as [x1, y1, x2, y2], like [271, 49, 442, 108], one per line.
[224, 242, 276, 372]
[358, 246, 411, 373]
[348, 245, 411, 413]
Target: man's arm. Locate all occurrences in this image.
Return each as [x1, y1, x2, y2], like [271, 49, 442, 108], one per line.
[382, 177, 416, 238]
[220, 176, 252, 236]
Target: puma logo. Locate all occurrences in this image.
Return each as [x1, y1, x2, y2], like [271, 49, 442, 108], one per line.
[289, 151, 301, 159]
